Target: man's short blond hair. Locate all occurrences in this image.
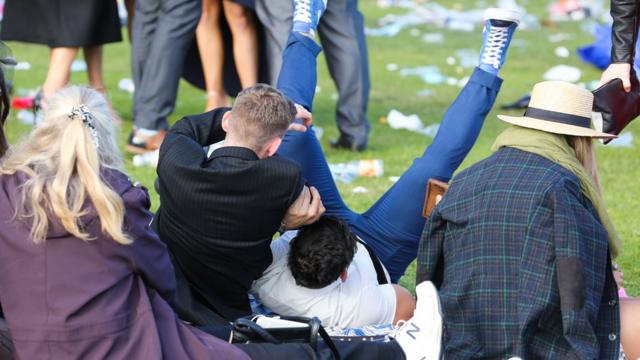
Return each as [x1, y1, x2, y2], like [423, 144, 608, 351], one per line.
[230, 84, 297, 151]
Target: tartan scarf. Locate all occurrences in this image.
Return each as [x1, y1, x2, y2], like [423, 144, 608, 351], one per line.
[492, 125, 622, 258]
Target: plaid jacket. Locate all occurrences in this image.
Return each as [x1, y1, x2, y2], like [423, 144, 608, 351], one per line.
[417, 147, 620, 359]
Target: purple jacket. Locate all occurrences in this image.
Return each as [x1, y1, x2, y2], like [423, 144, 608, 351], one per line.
[0, 169, 249, 360]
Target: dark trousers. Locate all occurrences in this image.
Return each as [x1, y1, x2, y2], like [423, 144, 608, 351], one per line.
[132, 0, 202, 130]
[255, 0, 370, 146]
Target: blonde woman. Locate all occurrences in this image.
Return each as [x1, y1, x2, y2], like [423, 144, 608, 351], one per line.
[418, 81, 639, 359]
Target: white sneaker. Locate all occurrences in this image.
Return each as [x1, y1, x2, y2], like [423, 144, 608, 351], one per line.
[394, 281, 443, 360]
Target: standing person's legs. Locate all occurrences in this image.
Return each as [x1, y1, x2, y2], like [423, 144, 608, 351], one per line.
[253, 0, 292, 85]
[42, 47, 78, 99]
[222, 1, 258, 88]
[351, 68, 502, 281]
[132, 0, 202, 131]
[131, 0, 159, 122]
[83, 46, 105, 94]
[318, 0, 370, 151]
[196, 0, 229, 111]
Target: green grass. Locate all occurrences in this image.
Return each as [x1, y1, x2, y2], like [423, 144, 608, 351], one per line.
[3, 0, 639, 295]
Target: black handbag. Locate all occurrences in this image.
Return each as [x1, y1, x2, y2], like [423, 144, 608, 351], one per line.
[231, 316, 341, 360]
[592, 68, 640, 144]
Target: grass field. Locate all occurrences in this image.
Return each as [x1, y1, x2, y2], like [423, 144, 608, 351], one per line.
[3, 0, 639, 295]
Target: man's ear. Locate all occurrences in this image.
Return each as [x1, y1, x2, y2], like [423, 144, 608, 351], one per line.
[221, 111, 232, 133]
[264, 137, 283, 157]
[339, 269, 348, 282]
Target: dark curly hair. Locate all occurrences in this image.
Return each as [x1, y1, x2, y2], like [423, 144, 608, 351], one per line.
[288, 216, 358, 289]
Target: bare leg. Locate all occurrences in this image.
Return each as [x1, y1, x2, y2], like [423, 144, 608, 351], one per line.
[84, 46, 105, 94]
[43, 47, 79, 99]
[196, 0, 229, 111]
[125, 0, 135, 42]
[621, 298, 640, 359]
[223, 0, 258, 89]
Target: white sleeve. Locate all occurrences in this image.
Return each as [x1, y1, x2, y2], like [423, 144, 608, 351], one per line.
[353, 284, 397, 326]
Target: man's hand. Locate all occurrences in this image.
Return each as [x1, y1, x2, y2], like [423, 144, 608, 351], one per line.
[282, 186, 325, 230]
[288, 104, 313, 132]
[599, 63, 632, 92]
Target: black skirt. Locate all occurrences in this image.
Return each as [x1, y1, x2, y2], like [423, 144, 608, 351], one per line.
[1, 0, 122, 47]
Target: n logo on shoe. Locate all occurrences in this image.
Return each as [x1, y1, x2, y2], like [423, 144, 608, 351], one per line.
[406, 322, 420, 340]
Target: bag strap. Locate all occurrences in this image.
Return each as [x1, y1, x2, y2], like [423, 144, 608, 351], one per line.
[357, 239, 389, 285]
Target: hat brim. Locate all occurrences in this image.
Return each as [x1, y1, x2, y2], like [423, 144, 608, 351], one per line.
[497, 115, 617, 139]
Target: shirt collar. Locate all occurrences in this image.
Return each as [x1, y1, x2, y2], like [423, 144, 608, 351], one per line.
[209, 146, 259, 161]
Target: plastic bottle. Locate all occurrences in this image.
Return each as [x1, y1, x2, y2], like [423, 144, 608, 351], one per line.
[329, 160, 384, 184]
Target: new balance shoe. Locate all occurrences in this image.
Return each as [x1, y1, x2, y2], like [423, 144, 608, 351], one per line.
[292, 0, 328, 37]
[394, 281, 443, 360]
[478, 8, 522, 75]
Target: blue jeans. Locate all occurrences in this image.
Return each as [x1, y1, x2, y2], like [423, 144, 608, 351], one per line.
[276, 33, 503, 282]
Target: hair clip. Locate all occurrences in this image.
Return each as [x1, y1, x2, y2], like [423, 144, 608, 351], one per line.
[69, 104, 100, 149]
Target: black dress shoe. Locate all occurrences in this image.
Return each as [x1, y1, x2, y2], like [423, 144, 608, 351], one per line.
[330, 137, 367, 152]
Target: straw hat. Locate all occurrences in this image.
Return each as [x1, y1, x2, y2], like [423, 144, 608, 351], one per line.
[498, 81, 616, 139]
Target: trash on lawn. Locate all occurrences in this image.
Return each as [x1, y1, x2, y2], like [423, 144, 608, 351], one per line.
[132, 150, 159, 168]
[389, 176, 400, 183]
[17, 110, 35, 125]
[330, 93, 339, 101]
[548, 33, 574, 43]
[422, 32, 444, 44]
[387, 109, 440, 137]
[367, 2, 539, 37]
[313, 126, 324, 141]
[409, 28, 421, 37]
[578, 24, 640, 74]
[386, 63, 399, 71]
[329, 160, 384, 184]
[11, 96, 34, 110]
[543, 65, 582, 82]
[607, 132, 633, 148]
[399, 66, 445, 85]
[446, 56, 456, 66]
[554, 46, 570, 58]
[501, 93, 531, 110]
[70, 60, 87, 72]
[118, 78, 135, 94]
[352, 186, 369, 194]
[455, 48, 478, 68]
[15, 61, 31, 71]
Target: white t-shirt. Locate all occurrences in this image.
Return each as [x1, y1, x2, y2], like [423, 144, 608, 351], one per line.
[251, 231, 396, 328]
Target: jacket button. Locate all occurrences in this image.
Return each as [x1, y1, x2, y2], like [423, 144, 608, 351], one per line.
[609, 333, 617, 341]
[609, 299, 617, 307]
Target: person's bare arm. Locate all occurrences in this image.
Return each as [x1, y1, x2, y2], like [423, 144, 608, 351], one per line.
[281, 186, 325, 230]
[393, 285, 417, 324]
[599, 63, 632, 92]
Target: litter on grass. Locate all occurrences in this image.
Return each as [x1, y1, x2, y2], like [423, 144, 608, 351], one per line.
[399, 66, 445, 85]
[71, 60, 87, 72]
[607, 132, 633, 148]
[352, 186, 369, 194]
[15, 62, 31, 71]
[543, 65, 582, 83]
[329, 160, 384, 184]
[554, 46, 570, 58]
[387, 109, 440, 137]
[367, 1, 539, 37]
[118, 78, 135, 94]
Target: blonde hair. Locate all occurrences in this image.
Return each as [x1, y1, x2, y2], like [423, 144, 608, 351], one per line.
[0, 86, 131, 244]
[566, 136, 602, 194]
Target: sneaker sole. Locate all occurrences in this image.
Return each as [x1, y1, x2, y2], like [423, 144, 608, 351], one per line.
[484, 8, 523, 24]
[415, 281, 444, 360]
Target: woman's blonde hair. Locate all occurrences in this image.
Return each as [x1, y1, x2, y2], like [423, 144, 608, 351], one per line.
[0, 86, 131, 244]
[567, 135, 602, 194]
